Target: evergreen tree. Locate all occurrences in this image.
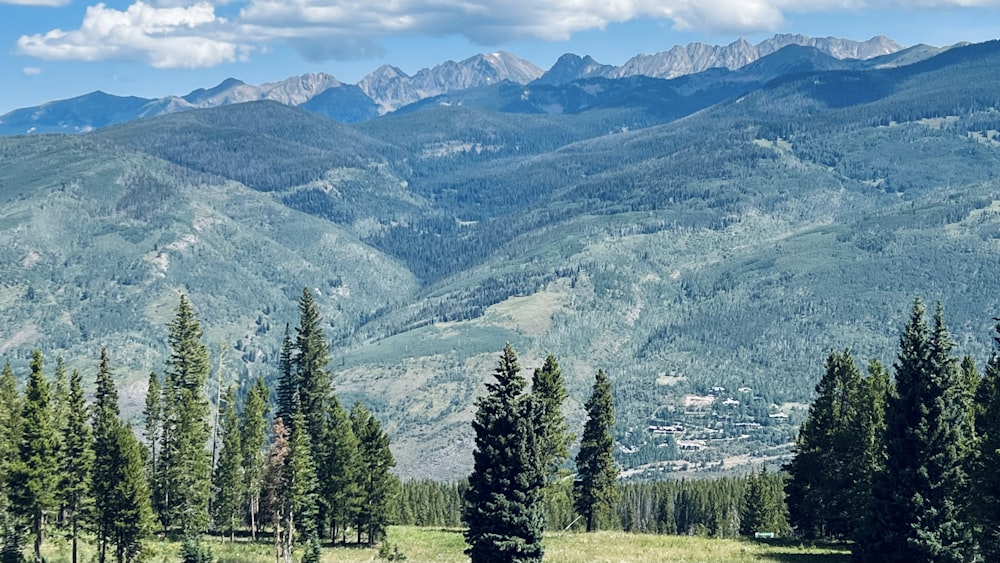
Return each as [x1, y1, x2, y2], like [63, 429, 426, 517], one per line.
[350, 402, 396, 545]
[142, 371, 162, 506]
[739, 467, 787, 537]
[90, 351, 155, 563]
[8, 350, 59, 563]
[92, 347, 121, 563]
[784, 349, 863, 539]
[60, 369, 94, 563]
[574, 369, 619, 533]
[0, 362, 21, 480]
[51, 358, 70, 451]
[0, 362, 20, 563]
[239, 376, 269, 541]
[973, 319, 1000, 559]
[277, 396, 318, 557]
[531, 355, 573, 484]
[293, 288, 333, 532]
[261, 418, 290, 563]
[861, 300, 976, 562]
[463, 344, 545, 563]
[322, 397, 361, 543]
[107, 424, 154, 563]
[159, 295, 213, 534]
[211, 386, 243, 541]
[275, 324, 297, 426]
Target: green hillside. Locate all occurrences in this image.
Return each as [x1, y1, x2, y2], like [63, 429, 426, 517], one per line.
[3, 40, 1000, 480]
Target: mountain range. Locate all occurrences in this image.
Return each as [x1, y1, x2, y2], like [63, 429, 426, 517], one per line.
[0, 34, 911, 136]
[2, 36, 1000, 480]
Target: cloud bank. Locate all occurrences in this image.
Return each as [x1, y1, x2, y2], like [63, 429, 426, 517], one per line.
[15, 0, 1000, 67]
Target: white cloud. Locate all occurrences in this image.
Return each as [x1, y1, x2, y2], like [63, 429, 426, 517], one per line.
[17, 1, 254, 68]
[22, 66, 42, 75]
[16, 0, 1000, 65]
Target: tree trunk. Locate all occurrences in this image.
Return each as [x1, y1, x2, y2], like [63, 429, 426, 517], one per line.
[283, 511, 293, 563]
[33, 509, 44, 563]
[274, 517, 282, 563]
[72, 514, 79, 563]
[250, 498, 258, 541]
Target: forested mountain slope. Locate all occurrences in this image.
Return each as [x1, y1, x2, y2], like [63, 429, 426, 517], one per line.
[2, 40, 1000, 479]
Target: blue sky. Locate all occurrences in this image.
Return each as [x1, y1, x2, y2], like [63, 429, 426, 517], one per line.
[2, 1, 1000, 114]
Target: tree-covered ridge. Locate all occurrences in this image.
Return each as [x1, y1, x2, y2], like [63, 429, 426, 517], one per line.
[5, 40, 1000, 481]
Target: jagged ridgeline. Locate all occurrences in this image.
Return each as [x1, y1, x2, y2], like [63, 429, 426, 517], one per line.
[3, 40, 1000, 480]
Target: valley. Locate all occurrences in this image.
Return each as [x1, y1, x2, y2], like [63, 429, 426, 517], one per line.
[2, 37, 1000, 480]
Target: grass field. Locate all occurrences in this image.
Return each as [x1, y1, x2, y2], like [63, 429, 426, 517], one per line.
[42, 526, 850, 563]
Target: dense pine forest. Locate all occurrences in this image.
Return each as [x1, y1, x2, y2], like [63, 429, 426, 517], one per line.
[3, 288, 995, 563]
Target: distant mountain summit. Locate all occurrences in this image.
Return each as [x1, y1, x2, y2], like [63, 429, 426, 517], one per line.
[609, 34, 902, 80]
[0, 34, 910, 135]
[359, 51, 544, 113]
[534, 54, 615, 85]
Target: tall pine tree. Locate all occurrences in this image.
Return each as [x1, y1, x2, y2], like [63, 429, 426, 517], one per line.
[322, 397, 360, 543]
[142, 371, 162, 513]
[90, 348, 154, 563]
[293, 288, 334, 533]
[8, 350, 59, 563]
[350, 402, 396, 546]
[784, 349, 863, 539]
[60, 368, 94, 563]
[211, 386, 243, 541]
[973, 318, 1000, 559]
[285, 396, 318, 549]
[239, 375, 270, 541]
[463, 344, 545, 563]
[159, 294, 213, 534]
[531, 355, 573, 484]
[574, 369, 618, 533]
[861, 300, 976, 563]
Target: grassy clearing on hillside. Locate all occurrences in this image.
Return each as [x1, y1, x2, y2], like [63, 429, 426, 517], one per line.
[40, 527, 849, 563]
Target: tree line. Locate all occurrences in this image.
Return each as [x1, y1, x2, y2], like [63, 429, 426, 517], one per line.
[0, 288, 395, 563]
[785, 298, 1000, 562]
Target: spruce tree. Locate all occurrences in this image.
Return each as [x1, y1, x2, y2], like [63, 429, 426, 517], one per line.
[8, 350, 59, 563]
[159, 294, 213, 534]
[211, 386, 243, 541]
[739, 467, 787, 537]
[350, 402, 396, 545]
[0, 361, 21, 480]
[463, 344, 545, 563]
[531, 355, 573, 483]
[862, 300, 976, 562]
[142, 371, 162, 504]
[275, 325, 297, 425]
[286, 397, 318, 549]
[573, 369, 619, 532]
[60, 369, 94, 563]
[93, 347, 122, 563]
[973, 319, 1000, 559]
[0, 361, 20, 563]
[107, 424, 154, 563]
[323, 397, 361, 543]
[239, 376, 270, 541]
[293, 288, 333, 532]
[784, 349, 863, 539]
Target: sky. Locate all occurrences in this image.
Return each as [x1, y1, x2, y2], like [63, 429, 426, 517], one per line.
[3, 1, 1000, 114]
